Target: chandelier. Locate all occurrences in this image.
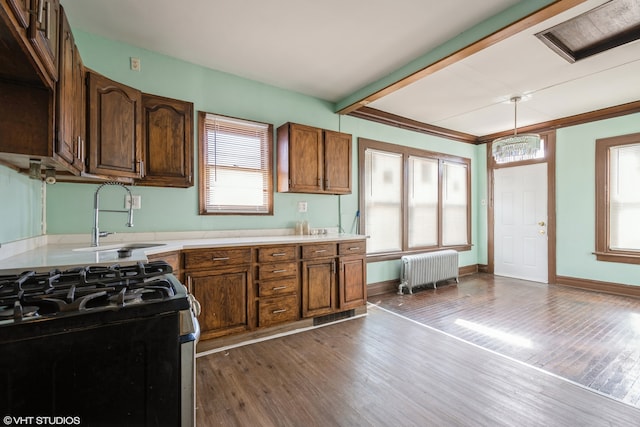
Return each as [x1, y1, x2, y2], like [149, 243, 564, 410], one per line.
[492, 96, 541, 163]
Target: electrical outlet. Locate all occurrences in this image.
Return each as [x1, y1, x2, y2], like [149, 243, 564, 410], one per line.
[125, 195, 142, 210]
[130, 57, 141, 71]
[297, 201, 307, 213]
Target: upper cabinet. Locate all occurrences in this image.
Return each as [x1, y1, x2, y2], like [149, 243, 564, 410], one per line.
[277, 122, 352, 195]
[56, 8, 84, 174]
[86, 71, 143, 180]
[1, 3, 194, 186]
[139, 94, 194, 187]
[28, 0, 59, 82]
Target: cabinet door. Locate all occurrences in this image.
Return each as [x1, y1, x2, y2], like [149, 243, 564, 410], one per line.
[139, 94, 194, 187]
[288, 123, 323, 192]
[188, 267, 250, 340]
[301, 259, 335, 318]
[339, 256, 367, 309]
[323, 130, 352, 194]
[56, 10, 84, 172]
[6, 0, 30, 28]
[86, 72, 142, 179]
[28, 0, 59, 81]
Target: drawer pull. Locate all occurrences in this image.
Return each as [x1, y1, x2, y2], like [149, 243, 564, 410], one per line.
[272, 269, 287, 273]
[272, 286, 288, 291]
[271, 253, 287, 257]
[314, 249, 327, 253]
[272, 309, 288, 314]
[212, 257, 230, 261]
[349, 247, 361, 251]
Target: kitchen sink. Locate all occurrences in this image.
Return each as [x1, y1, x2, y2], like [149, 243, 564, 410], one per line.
[73, 243, 166, 252]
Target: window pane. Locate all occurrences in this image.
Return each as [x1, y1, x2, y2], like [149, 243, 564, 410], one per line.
[408, 156, 438, 248]
[442, 162, 468, 246]
[365, 149, 402, 253]
[609, 143, 640, 250]
[200, 113, 272, 214]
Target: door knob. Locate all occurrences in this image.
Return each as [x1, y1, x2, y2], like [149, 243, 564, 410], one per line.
[538, 221, 546, 226]
[539, 229, 546, 235]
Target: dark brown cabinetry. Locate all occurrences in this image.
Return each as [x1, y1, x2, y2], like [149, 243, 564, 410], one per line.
[255, 245, 299, 327]
[139, 94, 194, 187]
[5, 0, 29, 29]
[28, 0, 59, 82]
[277, 122, 352, 195]
[301, 243, 338, 318]
[183, 247, 253, 340]
[86, 71, 143, 180]
[338, 241, 367, 309]
[56, 8, 84, 173]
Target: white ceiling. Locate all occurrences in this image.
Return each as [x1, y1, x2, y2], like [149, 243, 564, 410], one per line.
[60, 0, 640, 137]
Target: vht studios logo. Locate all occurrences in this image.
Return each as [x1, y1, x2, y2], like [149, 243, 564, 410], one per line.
[3, 416, 81, 426]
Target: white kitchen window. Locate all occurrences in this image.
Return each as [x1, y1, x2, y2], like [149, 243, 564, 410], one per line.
[360, 138, 471, 257]
[595, 132, 640, 263]
[198, 112, 273, 215]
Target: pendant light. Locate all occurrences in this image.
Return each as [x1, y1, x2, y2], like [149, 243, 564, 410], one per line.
[492, 96, 541, 163]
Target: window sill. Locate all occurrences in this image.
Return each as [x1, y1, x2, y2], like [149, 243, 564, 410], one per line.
[593, 251, 640, 265]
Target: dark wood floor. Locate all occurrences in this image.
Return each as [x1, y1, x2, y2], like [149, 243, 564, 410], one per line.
[370, 273, 640, 407]
[195, 275, 640, 426]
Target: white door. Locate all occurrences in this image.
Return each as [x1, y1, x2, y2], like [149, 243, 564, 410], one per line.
[494, 163, 548, 283]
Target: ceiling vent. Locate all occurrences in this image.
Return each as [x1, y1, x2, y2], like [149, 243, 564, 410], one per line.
[535, 0, 640, 63]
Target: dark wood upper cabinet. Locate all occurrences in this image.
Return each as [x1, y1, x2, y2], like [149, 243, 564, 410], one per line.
[5, 0, 30, 29]
[28, 0, 59, 82]
[139, 94, 194, 187]
[86, 71, 143, 180]
[55, 8, 84, 173]
[277, 122, 352, 195]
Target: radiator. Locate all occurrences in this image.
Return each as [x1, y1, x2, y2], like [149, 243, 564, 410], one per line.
[399, 249, 459, 294]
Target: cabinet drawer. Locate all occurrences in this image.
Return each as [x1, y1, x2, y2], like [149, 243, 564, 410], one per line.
[258, 245, 297, 262]
[338, 241, 366, 256]
[302, 243, 337, 259]
[258, 277, 298, 297]
[147, 251, 181, 271]
[259, 262, 298, 280]
[258, 294, 299, 327]
[183, 248, 251, 270]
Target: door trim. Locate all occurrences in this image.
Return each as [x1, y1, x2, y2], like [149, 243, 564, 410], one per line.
[487, 130, 557, 284]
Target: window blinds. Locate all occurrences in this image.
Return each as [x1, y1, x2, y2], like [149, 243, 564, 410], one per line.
[202, 113, 271, 214]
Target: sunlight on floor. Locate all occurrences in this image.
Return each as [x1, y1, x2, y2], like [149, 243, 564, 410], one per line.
[454, 318, 533, 348]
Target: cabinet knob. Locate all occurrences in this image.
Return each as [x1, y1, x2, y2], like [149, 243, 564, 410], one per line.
[212, 257, 229, 261]
[272, 286, 287, 291]
[272, 269, 287, 273]
[272, 309, 288, 314]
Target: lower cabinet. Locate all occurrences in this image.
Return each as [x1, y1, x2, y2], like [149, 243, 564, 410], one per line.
[183, 247, 253, 340]
[187, 267, 251, 340]
[181, 238, 366, 341]
[301, 258, 336, 318]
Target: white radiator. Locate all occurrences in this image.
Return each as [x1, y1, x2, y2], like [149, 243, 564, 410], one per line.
[399, 249, 459, 294]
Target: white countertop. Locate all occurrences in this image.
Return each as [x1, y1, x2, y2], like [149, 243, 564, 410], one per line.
[0, 233, 367, 274]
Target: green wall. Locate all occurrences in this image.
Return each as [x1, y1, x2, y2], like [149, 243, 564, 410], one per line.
[0, 165, 43, 243]
[556, 112, 640, 286]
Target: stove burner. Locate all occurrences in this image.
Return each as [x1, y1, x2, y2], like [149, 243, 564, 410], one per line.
[0, 261, 179, 324]
[0, 303, 39, 321]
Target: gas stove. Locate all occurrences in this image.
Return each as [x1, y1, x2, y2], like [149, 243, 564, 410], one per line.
[0, 260, 200, 426]
[0, 261, 190, 330]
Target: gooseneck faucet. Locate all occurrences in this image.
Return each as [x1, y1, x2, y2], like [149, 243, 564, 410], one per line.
[91, 182, 134, 247]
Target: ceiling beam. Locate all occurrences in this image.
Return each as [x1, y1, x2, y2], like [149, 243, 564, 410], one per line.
[335, 0, 587, 115]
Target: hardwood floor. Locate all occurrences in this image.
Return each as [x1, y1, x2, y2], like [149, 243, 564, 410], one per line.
[369, 273, 640, 407]
[195, 275, 640, 426]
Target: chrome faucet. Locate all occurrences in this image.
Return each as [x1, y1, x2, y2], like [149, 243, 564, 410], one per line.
[91, 182, 134, 247]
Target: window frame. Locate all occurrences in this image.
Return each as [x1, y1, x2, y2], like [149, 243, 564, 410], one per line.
[359, 138, 472, 261]
[595, 131, 640, 264]
[198, 111, 274, 215]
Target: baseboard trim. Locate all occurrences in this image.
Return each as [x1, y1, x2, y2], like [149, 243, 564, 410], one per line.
[367, 279, 399, 296]
[556, 275, 640, 299]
